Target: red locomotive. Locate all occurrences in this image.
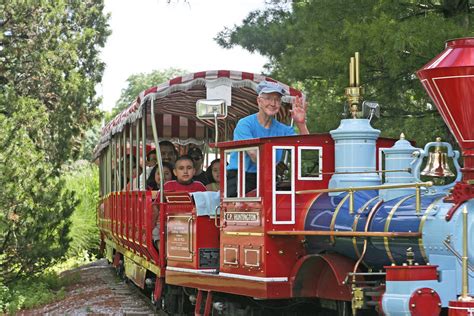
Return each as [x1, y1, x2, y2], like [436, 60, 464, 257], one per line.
[95, 38, 474, 315]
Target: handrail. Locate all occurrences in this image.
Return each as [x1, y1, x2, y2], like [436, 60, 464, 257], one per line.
[267, 230, 421, 238]
[150, 96, 164, 203]
[295, 181, 433, 195]
[296, 181, 433, 214]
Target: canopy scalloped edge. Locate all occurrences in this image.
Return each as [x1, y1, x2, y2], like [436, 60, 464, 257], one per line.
[93, 70, 303, 159]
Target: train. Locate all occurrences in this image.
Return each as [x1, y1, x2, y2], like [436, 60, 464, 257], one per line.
[94, 38, 474, 315]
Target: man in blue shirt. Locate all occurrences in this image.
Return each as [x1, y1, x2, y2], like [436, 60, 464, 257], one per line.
[226, 80, 309, 197]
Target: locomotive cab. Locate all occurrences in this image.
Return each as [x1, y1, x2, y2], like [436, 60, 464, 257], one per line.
[212, 133, 398, 300]
[205, 133, 334, 298]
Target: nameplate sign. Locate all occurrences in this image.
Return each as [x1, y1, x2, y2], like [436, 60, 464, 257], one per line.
[225, 212, 260, 225]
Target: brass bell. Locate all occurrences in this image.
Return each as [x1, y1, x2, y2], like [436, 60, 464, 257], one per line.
[421, 146, 455, 177]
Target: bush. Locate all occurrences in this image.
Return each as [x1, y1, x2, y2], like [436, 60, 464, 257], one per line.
[62, 161, 100, 257]
[0, 271, 79, 313]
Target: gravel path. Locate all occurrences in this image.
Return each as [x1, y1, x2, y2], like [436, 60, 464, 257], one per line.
[19, 259, 157, 315]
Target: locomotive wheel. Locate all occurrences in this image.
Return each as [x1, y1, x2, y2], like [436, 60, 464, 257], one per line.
[160, 285, 192, 315]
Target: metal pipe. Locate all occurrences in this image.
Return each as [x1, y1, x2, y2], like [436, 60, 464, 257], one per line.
[107, 145, 111, 194]
[415, 186, 421, 213]
[442, 239, 474, 272]
[136, 122, 139, 190]
[352, 199, 383, 284]
[112, 137, 116, 192]
[105, 146, 112, 196]
[267, 230, 420, 238]
[349, 61, 352, 87]
[214, 111, 219, 159]
[355, 52, 360, 86]
[150, 97, 164, 202]
[123, 130, 126, 191]
[141, 107, 147, 192]
[347, 272, 386, 276]
[118, 135, 121, 190]
[296, 181, 433, 195]
[129, 124, 133, 190]
[461, 205, 470, 300]
[349, 189, 354, 214]
[321, 168, 410, 175]
[350, 57, 355, 86]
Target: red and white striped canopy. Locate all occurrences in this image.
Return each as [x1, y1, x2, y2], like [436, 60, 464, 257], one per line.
[94, 70, 303, 159]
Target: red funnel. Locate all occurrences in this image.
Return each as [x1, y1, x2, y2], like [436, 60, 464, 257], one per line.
[417, 38, 474, 181]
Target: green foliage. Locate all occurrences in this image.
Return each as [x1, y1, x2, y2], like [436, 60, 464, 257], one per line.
[1, 0, 111, 165]
[78, 125, 103, 161]
[0, 271, 79, 313]
[216, 0, 473, 147]
[0, 91, 76, 283]
[107, 68, 188, 121]
[62, 161, 100, 257]
[53, 250, 98, 272]
[0, 0, 110, 286]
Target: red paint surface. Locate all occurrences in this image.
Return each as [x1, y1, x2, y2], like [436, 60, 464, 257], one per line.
[384, 265, 438, 281]
[409, 288, 441, 316]
[417, 37, 474, 180]
[449, 300, 474, 315]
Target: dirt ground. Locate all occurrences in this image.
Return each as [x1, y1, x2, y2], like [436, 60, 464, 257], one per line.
[18, 259, 157, 315]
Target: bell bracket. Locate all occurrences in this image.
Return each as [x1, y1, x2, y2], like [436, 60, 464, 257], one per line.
[411, 139, 462, 194]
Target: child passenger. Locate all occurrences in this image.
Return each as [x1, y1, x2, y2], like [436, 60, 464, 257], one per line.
[153, 156, 206, 251]
[146, 162, 174, 191]
[205, 159, 220, 192]
[164, 155, 207, 192]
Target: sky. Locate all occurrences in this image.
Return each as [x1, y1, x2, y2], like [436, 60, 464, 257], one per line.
[99, 0, 269, 112]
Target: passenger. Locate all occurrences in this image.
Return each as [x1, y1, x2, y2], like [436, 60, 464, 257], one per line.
[188, 147, 209, 185]
[205, 159, 221, 192]
[159, 140, 178, 164]
[145, 149, 158, 177]
[152, 156, 206, 251]
[137, 149, 157, 190]
[164, 155, 207, 192]
[146, 162, 174, 191]
[139, 142, 177, 190]
[149, 162, 174, 251]
[126, 162, 142, 191]
[226, 80, 309, 196]
[120, 156, 135, 190]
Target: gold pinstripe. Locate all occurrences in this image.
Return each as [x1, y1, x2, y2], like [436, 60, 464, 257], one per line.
[418, 196, 444, 263]
[330, 194, 351, 245]
[352, 196, 380, 260]
[384, 194, 416, 264]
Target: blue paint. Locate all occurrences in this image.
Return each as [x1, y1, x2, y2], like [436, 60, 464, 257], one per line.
[382, 279, 444, 314]
[423, 200, 474, 298]
[380, 136, 420, 201]
[328, 119, 381, 194]
[304, 192, 445, 268]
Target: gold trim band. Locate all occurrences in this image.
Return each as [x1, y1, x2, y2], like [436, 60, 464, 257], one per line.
[352, 196, 379, 260]
[224, 231, 264, 237]
[384, 194, 415, 264]
[418, 196, 444, 263]
[330, 194, 351, 245]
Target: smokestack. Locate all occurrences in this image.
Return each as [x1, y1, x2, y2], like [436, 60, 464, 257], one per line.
[417, 38, 474, 182]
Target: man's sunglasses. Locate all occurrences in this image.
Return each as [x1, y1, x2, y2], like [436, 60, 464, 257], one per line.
[190, 156, 202, 161]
